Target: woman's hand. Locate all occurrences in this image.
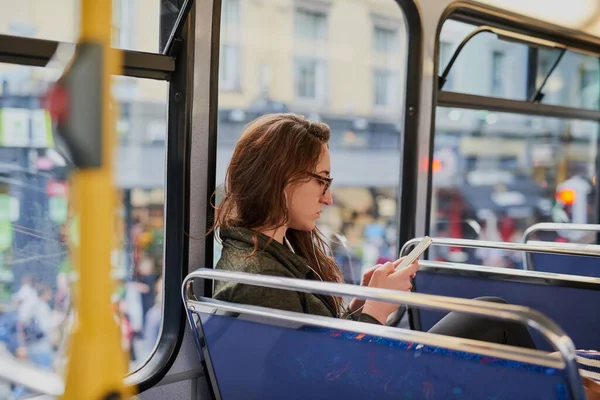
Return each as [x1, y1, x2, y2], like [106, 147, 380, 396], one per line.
[349, 258, 418, 314]
[361, 259, 419, 324]
[348, 264, 380, 313]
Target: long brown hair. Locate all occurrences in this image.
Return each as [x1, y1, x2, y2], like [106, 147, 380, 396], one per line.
[212, 113, 344, 313]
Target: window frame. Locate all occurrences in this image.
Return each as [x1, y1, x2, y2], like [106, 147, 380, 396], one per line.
[294, 56, 328, 101]
[294, 3, 329, 41]
[189, 6, 425, 393]
[0, 1, 192, 393]
[424, 3, 600, 285]
[433, 15, 600, 121]
[208, 0, 425, 318]
[412, 3, 600, 355]
[428, 4, 600, 236]
[219, 0, 242, 91]
[0, 34, 175, 80]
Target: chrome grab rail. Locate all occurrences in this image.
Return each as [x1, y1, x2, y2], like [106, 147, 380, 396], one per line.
[401, 236, 600, 260]
[521, 223, 600, 270]
[182, 268, 584, 400]
[418, 259, 600, 285]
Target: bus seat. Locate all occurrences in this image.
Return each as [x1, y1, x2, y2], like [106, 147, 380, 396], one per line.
[528, 252, 600, 277]
[183, 268, 585, 400]
[188, 300, 577, 400]
[521, 224, 600, 277]
[413, 261, 600, 351]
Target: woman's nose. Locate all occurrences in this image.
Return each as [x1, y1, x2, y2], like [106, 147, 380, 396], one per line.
[321, 189, 333, 205]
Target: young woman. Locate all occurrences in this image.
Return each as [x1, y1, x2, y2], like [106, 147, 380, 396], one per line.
[212, 113, 535, 347]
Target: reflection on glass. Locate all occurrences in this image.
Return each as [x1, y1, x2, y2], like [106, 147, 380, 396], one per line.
[430, 107, 599, 268]
[215, 0, 408, 284]
[0, 64, 167, 395]
[538, 48, 600, 110]
[439, 20, 529, 100]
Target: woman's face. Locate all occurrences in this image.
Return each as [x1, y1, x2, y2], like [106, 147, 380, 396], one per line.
[286, 145, 333, 231]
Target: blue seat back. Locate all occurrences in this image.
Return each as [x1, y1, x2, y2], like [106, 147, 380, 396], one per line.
[413, 266, 600, 351]
[191, 306, 574, 400]
[529, 252, 600, 277]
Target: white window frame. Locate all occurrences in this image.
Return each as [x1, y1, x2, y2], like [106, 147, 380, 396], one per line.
[219, 0, 242, 91]
[373, 68, 399, 109]
[294, 57, 327, 102]
[491, 50, 506, 97]
[112, 0, 133, 49]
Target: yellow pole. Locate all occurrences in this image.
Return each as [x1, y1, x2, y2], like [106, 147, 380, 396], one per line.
[61, 0, 129, 398]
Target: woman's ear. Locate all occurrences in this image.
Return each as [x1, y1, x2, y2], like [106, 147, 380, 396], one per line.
[284, 182, 297, 207]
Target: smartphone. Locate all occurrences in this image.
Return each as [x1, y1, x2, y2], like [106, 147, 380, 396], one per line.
[395, 236, 433, 271]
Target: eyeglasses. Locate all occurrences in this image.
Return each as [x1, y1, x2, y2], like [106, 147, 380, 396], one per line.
[306, 172, 333, 196]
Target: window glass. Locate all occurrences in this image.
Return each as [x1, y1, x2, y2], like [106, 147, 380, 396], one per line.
[439, 41, 456, 90]
[114, 77, 167, 372]
[215, 0, 408, 284]
[0, 0, 184, 53]
[430, 106, 599, 267]
[295, 8, 328, 41]
[537, 49, 600, 110]
[440, 19, 600, 110]
[0, 64, 167, 395]
[439, 20, 529, 100]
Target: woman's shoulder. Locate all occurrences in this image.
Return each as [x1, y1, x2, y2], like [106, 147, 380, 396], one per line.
[217, 237, 290, 277]
[213, 236, 300, 308]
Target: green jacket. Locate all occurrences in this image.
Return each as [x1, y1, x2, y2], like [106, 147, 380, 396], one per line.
[214, 226, 380, 325]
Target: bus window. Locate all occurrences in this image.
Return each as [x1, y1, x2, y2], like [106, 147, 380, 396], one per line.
[438, 20, 530, 100]
[439, 20, 600, 111]
[431, 18, 600, 267]
[537, 48, 600, 111]
[0, 64, 167, 388]
[431, 107, 598, 266]
[214, 0, 408, 284]
[114, 77, 167, 372]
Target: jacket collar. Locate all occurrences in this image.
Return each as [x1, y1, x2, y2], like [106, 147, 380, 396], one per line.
[218, 226, 312, 278]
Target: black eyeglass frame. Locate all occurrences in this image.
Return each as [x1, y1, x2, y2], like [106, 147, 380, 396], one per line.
[306, 172, 333, 196]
